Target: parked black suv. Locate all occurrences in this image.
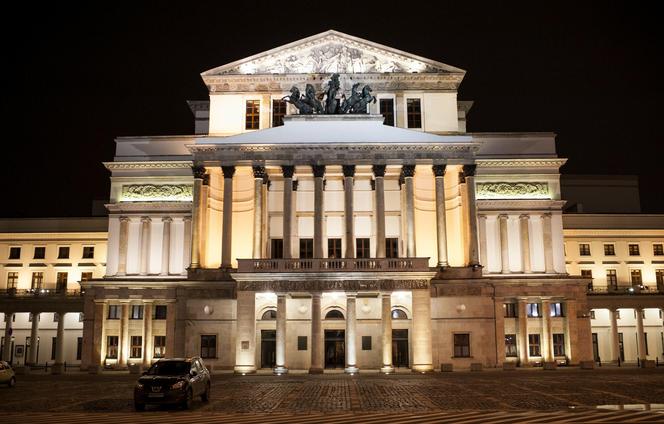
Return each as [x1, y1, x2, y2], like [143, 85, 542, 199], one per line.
[134, 357, 211, 410]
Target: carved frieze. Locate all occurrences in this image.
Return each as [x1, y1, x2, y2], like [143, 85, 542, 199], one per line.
[476, 182, 550, 199]
[121, 184, 193, 202]
[237, 279, 430, 292]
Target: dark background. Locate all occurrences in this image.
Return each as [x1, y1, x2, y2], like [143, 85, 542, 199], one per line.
[2, 2, 662, 217]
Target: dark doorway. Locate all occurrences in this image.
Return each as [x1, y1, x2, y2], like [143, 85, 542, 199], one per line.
[261, 330, 276, 369]
[392, 329, 409, 368]
[325, 330, 345, 368]
[591, 333, 600, 362]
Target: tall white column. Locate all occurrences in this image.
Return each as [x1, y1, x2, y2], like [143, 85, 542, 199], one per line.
[380, 293, 394, 373]
[252, 166, 266, 259]
[345, 293, 358, 373]
[28, 312, 39, 366]
[117, 216, 130, 276]
[234, 291, 256, 374]
[609, 308, 620, 363]
[517, 299, 529, 366]
[52, 312, 66, 374]
[542, 213, 555, 274]
[373, 165, 386, 258]
[412, 288, 433, 372]
[499, 214, 510, 274]
[519, 214, 532, 273]
[309, 292, 323, 374]
[478, 214, 488, 269]
[541, 300, 553, 362]
[190, 166, 205, 269]
[182, 216, 192, 275]
[312, 165, 326, 258]
[139, 217, 152, 276]
[119, 303, 129, 368]
[200, 175, 210, 266]
[221, 166, 235, 268]
[402, 165, 416, 257]
[343, 165, 356, 258]
[274, 293, 288, 374]
[432, 165, 448, 267]
[142, 302, 153, 367]
[2, 312, 13, 362]
[282, 166, 294, 259]
[636, 307, 646, 362]
[463, 165, 480, 266]
[160, 217, 172, 276]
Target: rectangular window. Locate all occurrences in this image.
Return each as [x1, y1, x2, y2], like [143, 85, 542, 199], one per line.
[272, 99, 287, 127]
[453, 333, 470, 357]
[581, 269, 593, 291]
[31, 272, 44, 290]
[57, 246, 70, 259]
[629, 244, 640, 256]
[8, 247, 21, 259]
[56, 272, 68, 292]
[270, 239, 284, 259]
[327, 238, 342, 259]
[81, 272, 93, 282]
[245, 100, 260, 130]
[33, 246, 46, 259]
[527, 303, 540, 318]
[76, 337, 83, 360]
[656, 269, 664, 285]
[385, 238, 399, 259]
[654, 244, 664, 256]
[130, 336, 142, 358]
[406, 98, 422, 128]
[528, 334, 541, 357]
[130, 305, 144, 320]
[297, 336, 307, 351]
[153, 305, 167, 320]
[590, 310, 596, 319]
[107, 305, 120, 320]
[607, 269, 618, 289]
[379, 98, 394, 126]
[200, 335, 217, 359]
[6, 272, 18, 289]
[504, 303, 517, 318]
[82, 246, 95, 259]
[604, 244, 616, 256]
[505, 334, 518, 357]
[153, 336, 166, 358]
[579, 243, 591, 256]
[51, 337, 57, 360]
[550, 302, 564, 317]
[106, 336, 119, 359]
[299, 239, 314, 259]
[631, 269, 642, 285]
[356, 238, 370, 259]
[362, 336, 372, 351]
[553, 334, 565, 356]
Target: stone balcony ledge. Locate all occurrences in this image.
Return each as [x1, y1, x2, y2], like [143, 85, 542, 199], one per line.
[236, 257, 431, 273]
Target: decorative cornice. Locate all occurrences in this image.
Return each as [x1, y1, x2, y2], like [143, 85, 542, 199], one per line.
[476, 159, 567, 169]
[476, 182, 550, 200]
[188, 143, 478, 154]
[120, 184, 193, 202]
[236, 279, 431, 292]
[104, 161, 193, 171]
[477, 199, 566, 211]
[106, 202, 193, 213]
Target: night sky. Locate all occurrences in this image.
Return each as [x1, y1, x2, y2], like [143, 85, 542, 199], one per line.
[3, 2, 663, 217]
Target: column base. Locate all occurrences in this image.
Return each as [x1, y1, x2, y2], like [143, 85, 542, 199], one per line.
[411, 364, 433, 373]
[51, 363, 65, 375]
[273, 366, 288, 375]
[344, 366, 359, 374]
[233, 366, 257, 375]
[380, 365, 395, 374]
[308, 367, 324, 374]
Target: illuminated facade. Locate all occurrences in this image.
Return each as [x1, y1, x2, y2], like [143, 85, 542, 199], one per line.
[1, 31, 661, 373]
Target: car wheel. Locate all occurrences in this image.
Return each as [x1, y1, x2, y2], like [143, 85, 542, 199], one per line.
[181, 388, 193, 410]
[8, 377, 16, 388]
[201, 383, 210, 402]
[134, 402, 145, 412]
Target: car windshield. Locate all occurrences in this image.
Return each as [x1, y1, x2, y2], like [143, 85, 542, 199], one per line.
[145, 361, 191, 376]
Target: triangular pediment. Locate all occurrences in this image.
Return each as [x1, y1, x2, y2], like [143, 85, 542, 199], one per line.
[202, 30, 465, 76]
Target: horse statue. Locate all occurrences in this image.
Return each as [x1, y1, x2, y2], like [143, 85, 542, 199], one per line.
[323, 73, 341, 114]
[340, 83, 362, 113]
[302, 84, 324, 114]
[282, 86, 314, 114]
[350, 85, 377, 114]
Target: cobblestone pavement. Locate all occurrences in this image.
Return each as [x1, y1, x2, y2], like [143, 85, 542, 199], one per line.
[0, 368, 663, 420]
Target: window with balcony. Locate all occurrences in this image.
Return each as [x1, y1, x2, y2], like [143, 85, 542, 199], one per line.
[607, 269, 618, 289]
[356, 238, 370, 259]
[406, 98, 422, 128]
[630, 269, 642, 285]
[245, 100, 260, 130]
[6, 272, 18, 289]
[270, 239, 283, 259]
[31, 272, 44, 290]
[272, 99, 287, 127]
[656, 269, 664, 286]
[628, 244, 640, 256]
[328, 238, 342, 259]
[380, 98, 394, 126]
[579, 243, 591, 256]
[604, 244, 615, 256]
[81, 272, 93, 282]
[299, 239, 313, 259]
[385, 238, 399, 258]
[56, 272, 67, 292]
[654, 244, 664, 256]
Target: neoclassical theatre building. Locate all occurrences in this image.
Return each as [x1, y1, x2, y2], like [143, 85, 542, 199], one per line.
[2, 31, 663, 373]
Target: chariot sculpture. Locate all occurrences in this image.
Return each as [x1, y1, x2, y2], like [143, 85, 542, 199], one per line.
[282, 73, 377, 115]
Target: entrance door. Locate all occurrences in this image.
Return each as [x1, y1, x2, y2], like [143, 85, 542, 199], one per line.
[618, 332, 625, 361]
[261, 330, 276, 369]
[591, 333, 600, 361]
[392, 329, 409, 368]
[324, 330, 345, 368]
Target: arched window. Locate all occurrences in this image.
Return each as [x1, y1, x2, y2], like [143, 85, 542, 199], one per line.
[391, 308, 408, 319]
[325, 309, 344, 320]
[261, 309, 277, 320]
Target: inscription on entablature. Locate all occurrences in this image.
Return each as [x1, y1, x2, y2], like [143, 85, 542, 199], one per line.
[237, 279, 430, 292]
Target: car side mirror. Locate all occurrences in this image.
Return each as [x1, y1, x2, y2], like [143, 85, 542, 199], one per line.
[190, 369, 198, 377]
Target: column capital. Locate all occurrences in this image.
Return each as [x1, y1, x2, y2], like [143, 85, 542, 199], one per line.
[162, 216, 173, 223]
[462, 164, 477, 177]
[498, 214, 509, 221]
[458, 171, 466, 184]
[432, 164, 447, 177]
[381, 292, 392, 299]
[541, 212, 552, 219]
[192, 165, 206, 179]
[346, 292, 358, 298]
[478, 214, 488, 221]
[140, 216, 152, 223]
[401, 164, 416, 178]
[183, 215, 192, 222]
[310, 291, 322, 298]
[342, 164, 356, 178]
[252, 165, 267, 180]
[311, 164, 326, 178]
[119, 216, 130, 223]
[372, 164, 386, 178]
[221, 165, 236, 179]
[202, 174, 210, 186]
[519, 214, 530, 220]
[281, 165, 295, 178]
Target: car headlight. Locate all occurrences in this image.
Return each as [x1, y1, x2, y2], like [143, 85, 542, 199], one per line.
[170, 380, 185, 390]
[135, 383, 144, 390]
